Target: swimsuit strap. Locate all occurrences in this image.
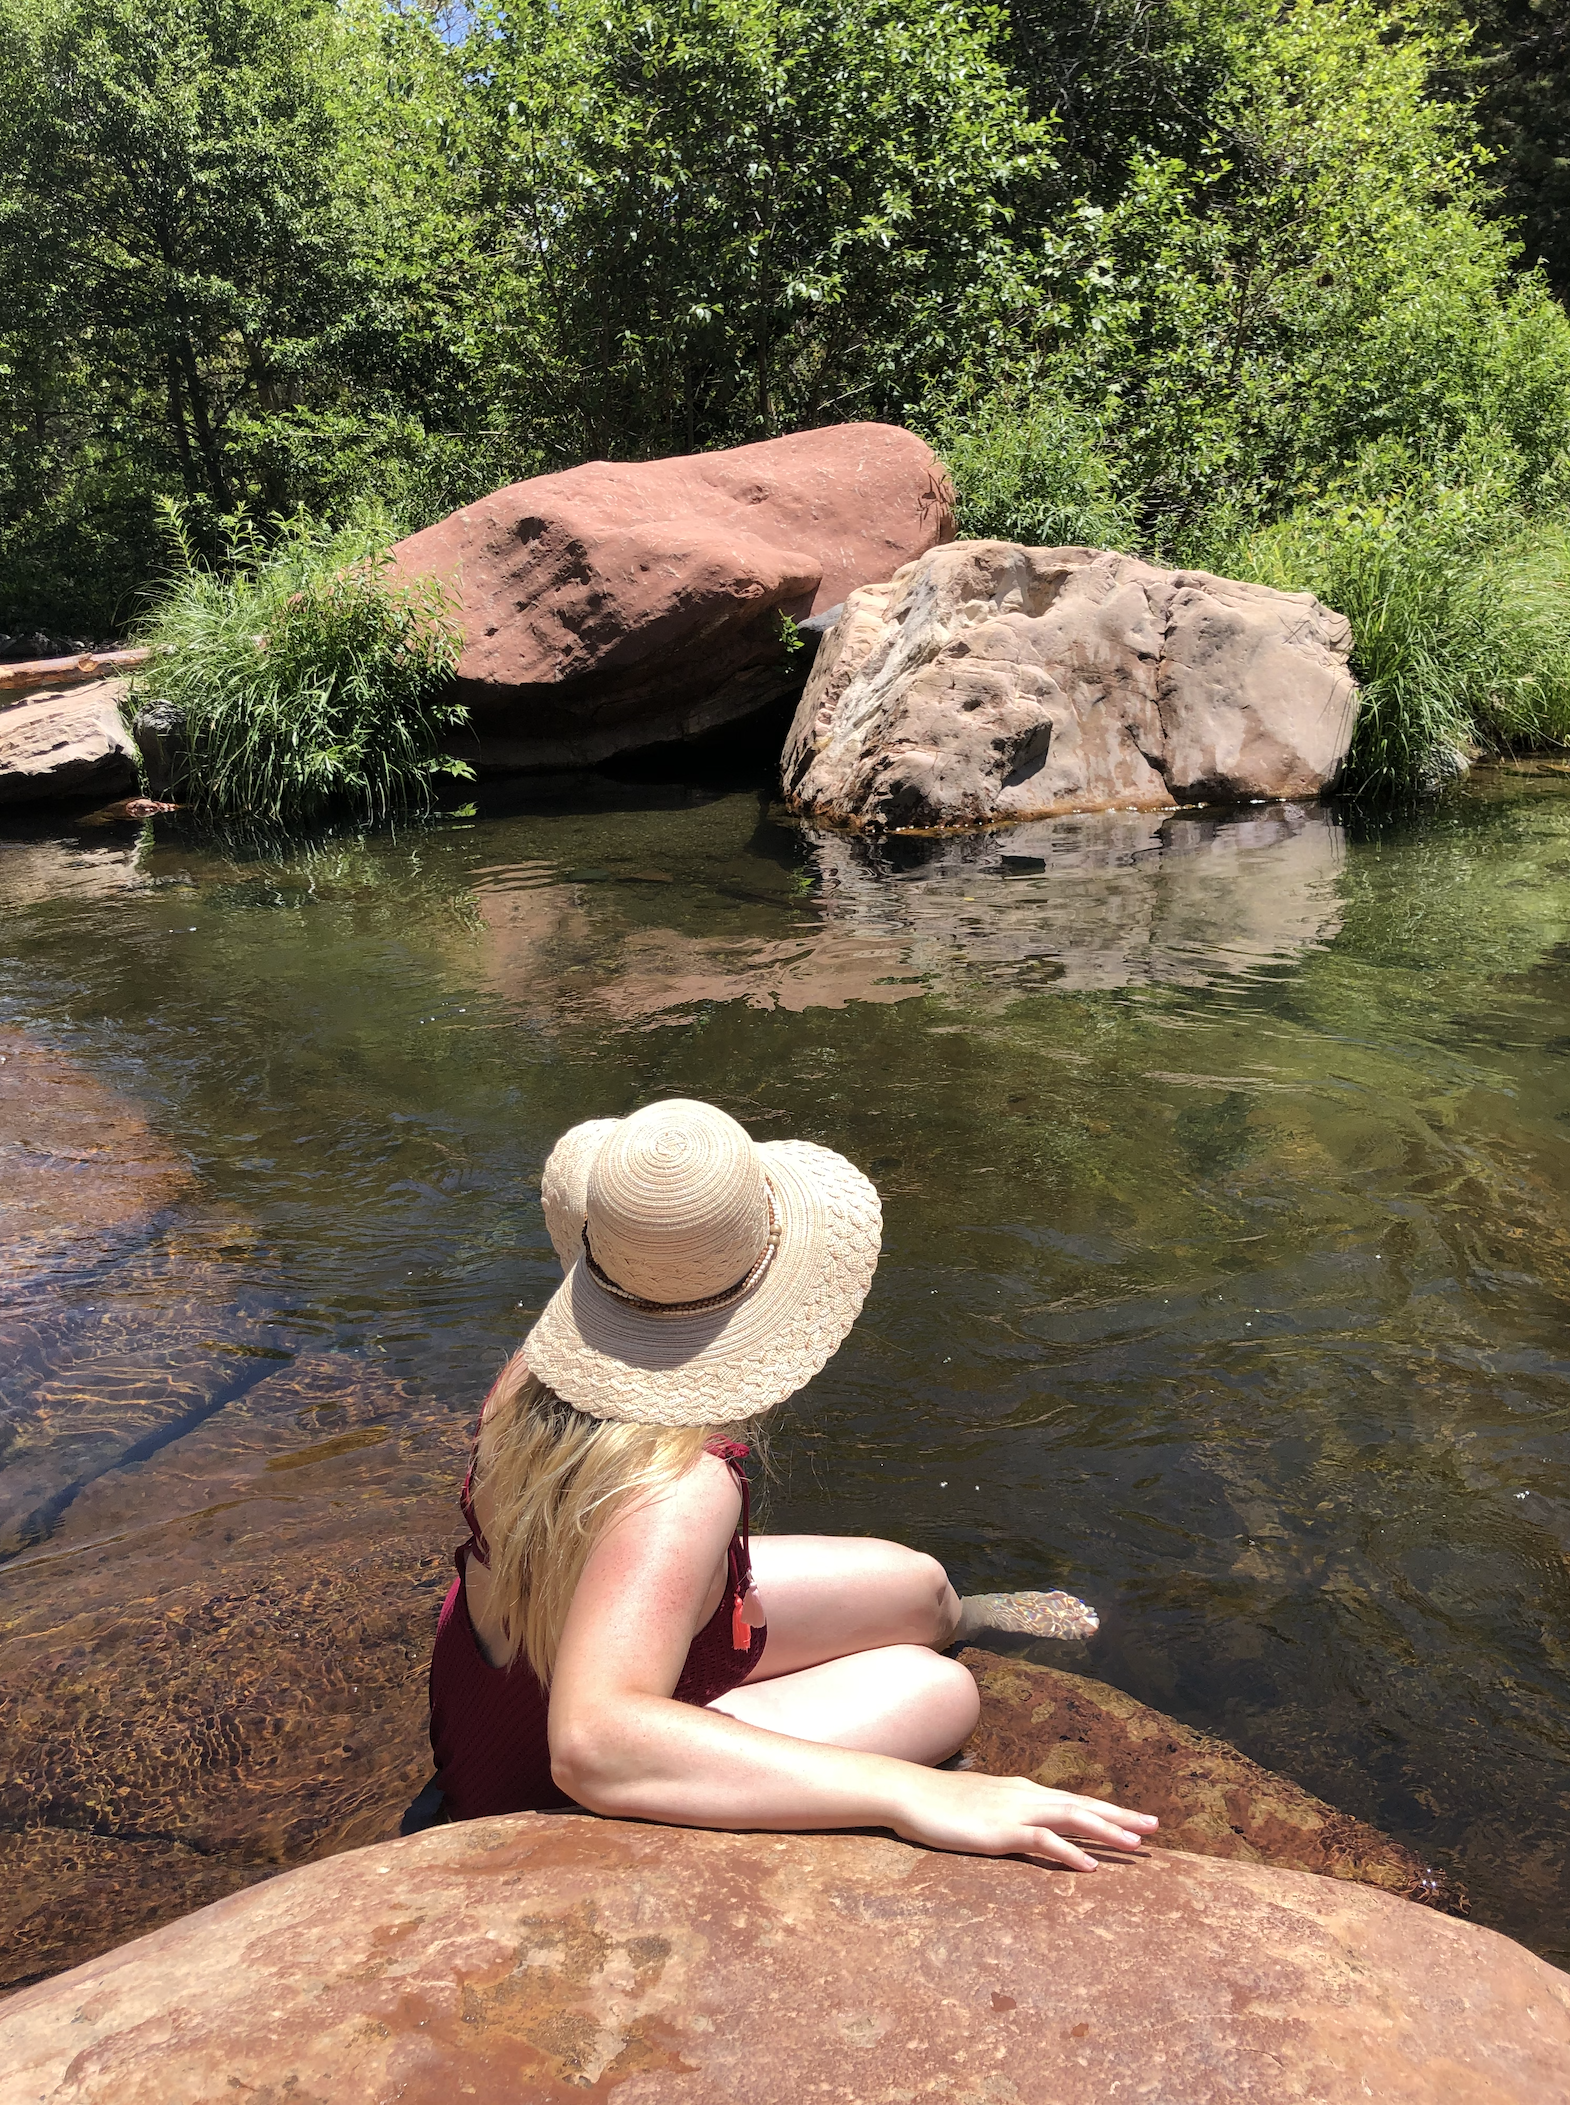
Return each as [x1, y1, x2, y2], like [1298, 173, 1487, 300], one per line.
[460, 1431, 490, 1567]
[706, 1438, 754, 1596]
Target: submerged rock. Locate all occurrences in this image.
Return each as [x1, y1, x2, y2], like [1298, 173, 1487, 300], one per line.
[387, 424, 953, 771]
[784, 540, 1358, 831]
[2, 1815, 1564, 2105]
[0, 675, 139, 807]
[0, 1029, 193, 1274]
[960, 1650, 1467, 1912]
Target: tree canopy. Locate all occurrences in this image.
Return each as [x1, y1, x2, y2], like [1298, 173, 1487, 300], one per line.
[2, 0, 1568, 667]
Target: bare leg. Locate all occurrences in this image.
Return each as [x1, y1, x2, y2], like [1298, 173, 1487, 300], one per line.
[711, 1646, 979, 1764]
[741, 1535, 959, 1681]
[741, 1535, 1100, 1674]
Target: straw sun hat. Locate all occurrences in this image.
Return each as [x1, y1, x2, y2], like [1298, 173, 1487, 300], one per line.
[524, 1099, 882, 1425]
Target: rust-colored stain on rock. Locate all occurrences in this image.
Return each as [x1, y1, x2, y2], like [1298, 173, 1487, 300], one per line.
[2, 1817, 1565, 2105]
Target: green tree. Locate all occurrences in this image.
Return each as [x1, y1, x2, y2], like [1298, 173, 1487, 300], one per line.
[1465, 0, 1570, 299]
[0, 0, 489, 634]
[463, 0, 1054, 458]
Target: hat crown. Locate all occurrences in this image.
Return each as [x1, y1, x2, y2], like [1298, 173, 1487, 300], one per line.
[585, 1100, 770, 1304]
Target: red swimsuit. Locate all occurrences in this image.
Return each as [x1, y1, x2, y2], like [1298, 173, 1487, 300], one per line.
[427, 1439, 768, 1820]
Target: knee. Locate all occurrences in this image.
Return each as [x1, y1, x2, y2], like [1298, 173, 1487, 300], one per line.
[907, 1648, 980, 1752]
[903, 1548, 959, 1645]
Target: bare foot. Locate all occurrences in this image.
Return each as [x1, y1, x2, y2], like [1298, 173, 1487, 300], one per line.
[955, 1590, 1100, 1643]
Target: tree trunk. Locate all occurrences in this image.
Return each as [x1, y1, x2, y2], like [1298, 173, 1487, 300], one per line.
[165, 353, 200, 496]
[174, 335, 231, 509]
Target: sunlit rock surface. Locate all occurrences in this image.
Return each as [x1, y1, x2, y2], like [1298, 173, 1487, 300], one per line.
[388, 424, 954, 770]
[4, 1818, 1565, 2105]
[961, 1650, 1465, 1911]
[785, 542, 1357, 830]
[0, 677, 138, 808]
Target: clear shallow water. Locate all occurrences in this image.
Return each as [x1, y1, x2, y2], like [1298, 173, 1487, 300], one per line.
[3, 767, 1569, 1963]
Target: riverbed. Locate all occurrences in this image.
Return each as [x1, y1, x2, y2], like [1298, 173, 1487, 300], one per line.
[3, 765, 1568, 1980]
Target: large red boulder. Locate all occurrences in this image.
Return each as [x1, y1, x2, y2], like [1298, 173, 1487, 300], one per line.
[388, 424, 953, 770]
[2, 1817, 1565, 2104]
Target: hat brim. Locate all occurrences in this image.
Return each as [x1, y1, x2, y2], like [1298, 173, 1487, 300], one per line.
[523, 1139, 882, 1424]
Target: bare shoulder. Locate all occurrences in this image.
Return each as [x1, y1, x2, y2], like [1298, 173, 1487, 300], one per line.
[638, 1446, 739, 1530]
[572, 1445, 739, 1630]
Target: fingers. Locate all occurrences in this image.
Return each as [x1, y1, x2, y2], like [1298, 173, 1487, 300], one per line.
[1013, 1828, 1100, 1872]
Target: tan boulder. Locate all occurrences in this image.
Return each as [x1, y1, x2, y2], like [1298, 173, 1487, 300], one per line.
[388, 424, 954, 770]
[784, 541, 1358, 831]
[0, 676, 139, 806]
[960, 1650, 1465, 1911]
[3, 1815, 1566, 2105]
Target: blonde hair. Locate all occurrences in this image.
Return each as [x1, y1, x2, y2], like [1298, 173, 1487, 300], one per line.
[472, 1352, 724, 1683]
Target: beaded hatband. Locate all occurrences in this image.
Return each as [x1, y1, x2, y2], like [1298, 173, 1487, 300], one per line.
[581, 1179, 781, 1316]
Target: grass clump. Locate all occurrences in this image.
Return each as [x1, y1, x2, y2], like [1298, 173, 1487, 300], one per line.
[1232, 447, 1570, 795]
[130, 507, 469, 829]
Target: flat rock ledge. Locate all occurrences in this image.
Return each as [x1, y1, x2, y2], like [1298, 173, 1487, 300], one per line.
[784, 540, 1358, 831]
[3, 1816, 1565, 2105]
[0, 675, 139, 807]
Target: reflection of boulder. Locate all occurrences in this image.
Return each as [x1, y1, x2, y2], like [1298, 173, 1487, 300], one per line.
[471, 853, 924, 1027]
[389, 426, 954, 772]
[6, 1815, 1564, 2103]
[806, 802, 1347, 998]
[785, 542, 1357, 830]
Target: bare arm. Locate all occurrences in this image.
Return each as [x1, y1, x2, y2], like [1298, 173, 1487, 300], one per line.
[546, 1454, 1156, 1870]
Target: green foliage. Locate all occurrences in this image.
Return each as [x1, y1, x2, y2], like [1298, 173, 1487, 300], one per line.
[0, 0, 491, 634]
[926, 391, 1138, 548]
[1236, 446, 1570, 793]
[130, 507, 469, 827]
[6, 0, 1570, 797]
[1456, 0, 1570, 299]
[465, 0, 1052, 458]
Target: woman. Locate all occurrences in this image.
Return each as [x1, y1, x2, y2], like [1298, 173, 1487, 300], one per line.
[422, 1098, 1156, 1870]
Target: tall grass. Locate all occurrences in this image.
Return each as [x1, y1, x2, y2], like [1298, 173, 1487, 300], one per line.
[1232, 459, 1570, 795]
[130, 506, 469, 829]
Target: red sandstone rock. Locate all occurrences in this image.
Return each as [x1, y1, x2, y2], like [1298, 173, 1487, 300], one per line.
[785, 541, 1357, 829]
[2, 1816, 1565, 2105]
[0, 1030, 193, 1274]
[960, 1650, 1465, 1912]
[388, 424, 954, 769]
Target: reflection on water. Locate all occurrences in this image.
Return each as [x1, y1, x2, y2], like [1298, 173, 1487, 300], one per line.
[474, 800, 1347, 1027]
[1, 771, 1569, 1981]
[808, 802, 1347, 999]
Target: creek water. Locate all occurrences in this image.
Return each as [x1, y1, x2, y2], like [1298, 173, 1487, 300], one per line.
[3, 764, 1569, 1970]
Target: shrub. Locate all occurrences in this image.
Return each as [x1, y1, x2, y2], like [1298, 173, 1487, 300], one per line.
[924, 391, 1139, 550]
[130, 506, 469, 828]
[1234, 447, 1570, 794]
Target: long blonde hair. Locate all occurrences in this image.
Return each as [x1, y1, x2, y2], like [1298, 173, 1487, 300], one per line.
[472, 1351, 723, 1683]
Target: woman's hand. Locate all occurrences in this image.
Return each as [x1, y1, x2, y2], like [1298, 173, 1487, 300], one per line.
[887, 1766, 1158, 1870]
